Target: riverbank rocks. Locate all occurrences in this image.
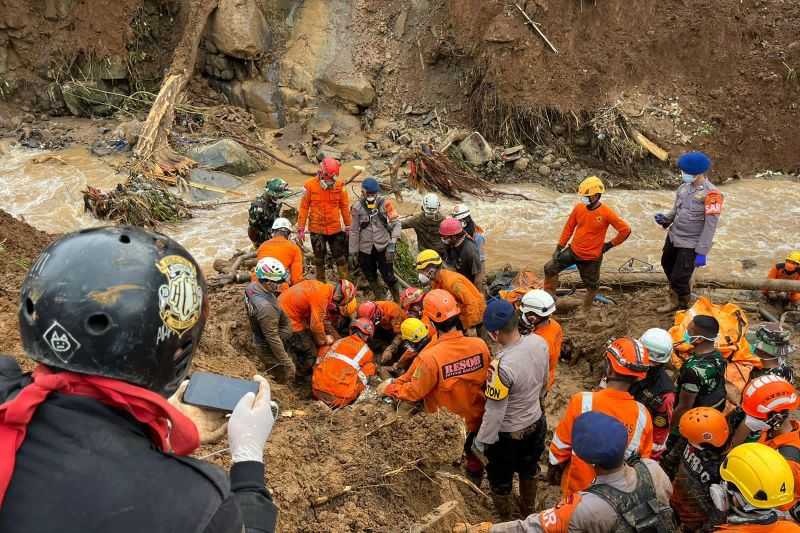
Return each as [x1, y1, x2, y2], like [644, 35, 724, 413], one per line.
[317, 69, 376, 107]
[209, 0, 271, 59]
[187, 139, 260, 176]
[458, 132, 494, 165]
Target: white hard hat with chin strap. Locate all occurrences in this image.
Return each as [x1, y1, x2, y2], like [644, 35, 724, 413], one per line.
[519, 289, 555, 326]
[422, 193, 440, 215]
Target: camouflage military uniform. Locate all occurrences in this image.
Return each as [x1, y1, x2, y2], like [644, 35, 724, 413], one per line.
[248, 195, 282, 246]
[676, 350, 727, 411]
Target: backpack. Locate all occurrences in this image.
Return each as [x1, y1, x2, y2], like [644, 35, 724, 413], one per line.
[587, 460, 677, 533]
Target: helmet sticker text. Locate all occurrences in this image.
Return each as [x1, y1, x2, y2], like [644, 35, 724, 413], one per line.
[156, 255, 203, 337]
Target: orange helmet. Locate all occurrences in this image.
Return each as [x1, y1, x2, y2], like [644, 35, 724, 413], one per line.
[604, 337, 649, 379]
[357, 301, 383, 325]
[333, 279, 356, 305]
[742, 375, 799, 420]
[680, 407, 730, 447]
[423, 289, 460, 323]
[400, 287, 425, 310]
[350, 318, 375, 338]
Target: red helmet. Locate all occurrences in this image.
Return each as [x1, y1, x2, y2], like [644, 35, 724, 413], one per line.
[332, 279, 356, 305]
[439, 217, 464, 237]
[357, 301, 383, 325]
[604, 337, 650, 379]
[400, 287, 425, 310]
[350, 318, 375, 338]
[742, 375, 799, 419]
[320, 157, 341, 179]
[423, 289, 460, 323]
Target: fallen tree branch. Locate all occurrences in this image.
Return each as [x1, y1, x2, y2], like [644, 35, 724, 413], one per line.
[232, 138, 317, 175]
[408, 500, 460, 533]
[435, 471, 489, 499]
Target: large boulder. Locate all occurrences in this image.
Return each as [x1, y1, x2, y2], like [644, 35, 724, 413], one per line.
[458, 132, 494, 165]
[186, 139, 260, 176]
[317, 69, 376, 107]
[209, 0, 271, 59]
[241, 81, 283, 128]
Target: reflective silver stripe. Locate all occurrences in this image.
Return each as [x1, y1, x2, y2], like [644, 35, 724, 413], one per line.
[351, 344, 370, 365]
[551, 433, 570, 450]
[580, 392, 593, 413]
[625, 402, 648, 458]
[328, 352, 369, 386]
[548, 451, 561, 465]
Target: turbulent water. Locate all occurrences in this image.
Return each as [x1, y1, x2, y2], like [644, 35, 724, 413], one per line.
[2, 143, 799, 279]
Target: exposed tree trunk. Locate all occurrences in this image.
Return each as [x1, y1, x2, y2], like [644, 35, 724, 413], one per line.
[134, 0, 219, 172]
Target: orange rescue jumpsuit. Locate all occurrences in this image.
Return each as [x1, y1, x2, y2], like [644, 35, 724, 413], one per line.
[384, 329, 490, 432]
[297, 178, 351, 235]
[549, 389, 653, 497]
[765, 263, 800, 304]
[252, 235, 304, 285]
[432, 270, 486, 330]
[312, 334, 376, 407]
[715, 522, 800, 532]
[277, 280, 333, 345]
[759, 420, 800, 511]
[535, 318, 563, 390]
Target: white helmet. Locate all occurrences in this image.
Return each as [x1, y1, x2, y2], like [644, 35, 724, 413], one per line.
[271, 217, 293, 232]
[519, 289, 555, 325]
[421, 193, 440, 215]
[452, 203, 470, 220]
[639, 328, 674, 364]
[255, 257, 288, 283]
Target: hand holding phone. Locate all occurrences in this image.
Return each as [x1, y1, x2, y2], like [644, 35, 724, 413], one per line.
[167, 380, 229, 445]
[229, 375, 275, 463]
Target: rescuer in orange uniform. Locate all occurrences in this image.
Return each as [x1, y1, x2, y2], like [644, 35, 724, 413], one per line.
[518, 289, 562, 390]
[415, 249, 486, 332]
[399, 287, 437, 346]
[312, 318, 376, 408]
[278, 279, 356, 372]
[377, 289, 491, 481]
[357, 300, 404, 362]
[764, 251, 800, 311]
[544, 176, 631, 310]
[252, 217, 304, 286]
[547, 337, 653, 497]
[296, 157, 352, 281]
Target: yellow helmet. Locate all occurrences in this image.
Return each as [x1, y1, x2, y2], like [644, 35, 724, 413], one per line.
[720, 443, 795, 509]
[578, 176, 605, 196]
[786, 251, 800, 265]
[400, 318, 429, 343]
[415, 249, 443, 271]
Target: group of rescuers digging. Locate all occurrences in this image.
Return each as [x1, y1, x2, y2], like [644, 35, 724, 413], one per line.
[2, 151, 800, 533]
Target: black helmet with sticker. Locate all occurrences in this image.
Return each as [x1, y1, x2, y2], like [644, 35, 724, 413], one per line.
[18, 226, 208, 396]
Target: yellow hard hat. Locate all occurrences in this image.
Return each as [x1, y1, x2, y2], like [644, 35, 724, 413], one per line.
[720, 443, 795, 509]
[400, 318, 429, 343]
[415, 249, 443, 270]
[786, 251, 800, 264]
[578, 176, 605, 196]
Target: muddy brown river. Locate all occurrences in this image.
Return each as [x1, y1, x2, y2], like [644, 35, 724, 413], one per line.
[2, 143, 799, 279]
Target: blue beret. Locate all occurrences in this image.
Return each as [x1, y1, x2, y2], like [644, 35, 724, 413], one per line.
[483, 298, 516, 332]
[573, 411, 628, 469]
[677, 151, 711, 175]
[362, 177, 380, 193]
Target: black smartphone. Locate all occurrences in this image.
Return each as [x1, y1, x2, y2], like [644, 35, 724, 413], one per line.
[183, 372, 261, 412]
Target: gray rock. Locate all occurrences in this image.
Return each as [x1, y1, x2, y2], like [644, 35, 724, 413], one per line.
[458, 132, 493, 165]
[241, 80, 278, 113]
[186, 139, 260, 176]
[252, 110, 282, 128]
[44, 0, 74, 20]
[542, 153, 555, 164]
[317, 69, 376, 106]
[550, 161, 562, 170]
[61, 80, 121, 117]
[308, 116, 333, 135]
[209, 0, 271, 59]
[513, 157, 530, 172]
[538, 164, 551, 176]
[188, 168, 243, 202]
[113, 119, 143, 146]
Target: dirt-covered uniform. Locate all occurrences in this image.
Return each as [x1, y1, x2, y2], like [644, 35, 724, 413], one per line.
[248, 195, 282, 246]
[670, 442, 727, 531]
[402, 213, 447, 256]
[476, 334, 550, 495]
[244, 282, 293, 373]
[489, 459, 673, 533]
[661, 178, 723, 298]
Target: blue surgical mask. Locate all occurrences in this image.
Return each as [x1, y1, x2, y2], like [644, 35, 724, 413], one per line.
[681, 172, 695, 183]
[581, 196, 592, 205]
[682, 331, 694, 345]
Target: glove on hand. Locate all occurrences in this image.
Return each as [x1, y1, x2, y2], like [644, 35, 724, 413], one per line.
[229, 375, 274, 463]
[654, 213, 669, 227]
[695, 254, 707, 267]
[602, 242, 613, 253]
[297, 228, 306, 242]
[552, 245, 564, 262]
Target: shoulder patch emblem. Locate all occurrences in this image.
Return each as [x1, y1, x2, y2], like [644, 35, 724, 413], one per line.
[704, 191, 723, 215]
[653, 415, 668, 428]
[485, 359, 509, 400]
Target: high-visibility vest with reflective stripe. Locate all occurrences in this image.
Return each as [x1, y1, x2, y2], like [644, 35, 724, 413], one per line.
[312, 336, 375, 407]
[576, 391, 649, 459]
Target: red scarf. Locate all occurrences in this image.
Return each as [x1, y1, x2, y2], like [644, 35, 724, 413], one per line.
[0, 365, 199, 506]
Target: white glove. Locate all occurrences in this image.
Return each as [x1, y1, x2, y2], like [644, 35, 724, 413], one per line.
[744, 414, 771, 432]
[228, 375, 275, 463]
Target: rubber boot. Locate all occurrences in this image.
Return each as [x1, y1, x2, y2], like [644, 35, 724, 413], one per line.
[369, 279, 386, 300]
[335, 259, 349, 281]
[389, 283, 401, 303]
[582, 289, 597, 311]
[656, 289, 678, 313]
[491, 492, 516, 521]
[518, 479, 537, 518]
[543, 274, 559, 297]
[677, 293, 691, 310]
[314, 260, 327, 283]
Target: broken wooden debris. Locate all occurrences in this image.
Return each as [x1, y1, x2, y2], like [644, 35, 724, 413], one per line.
[408, 500, 460, 533]
[514, 3, 558, 54]
[630, 129, 669, 161]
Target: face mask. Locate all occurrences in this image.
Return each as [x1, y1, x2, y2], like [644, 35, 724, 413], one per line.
[681, 172, 696, 183]
[581, 196, 592, 205]
[365, 195, 377, 206]
[710, 483, 729, 512]
[598, 376, 608, 389]
[418, 273, 431, 285]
